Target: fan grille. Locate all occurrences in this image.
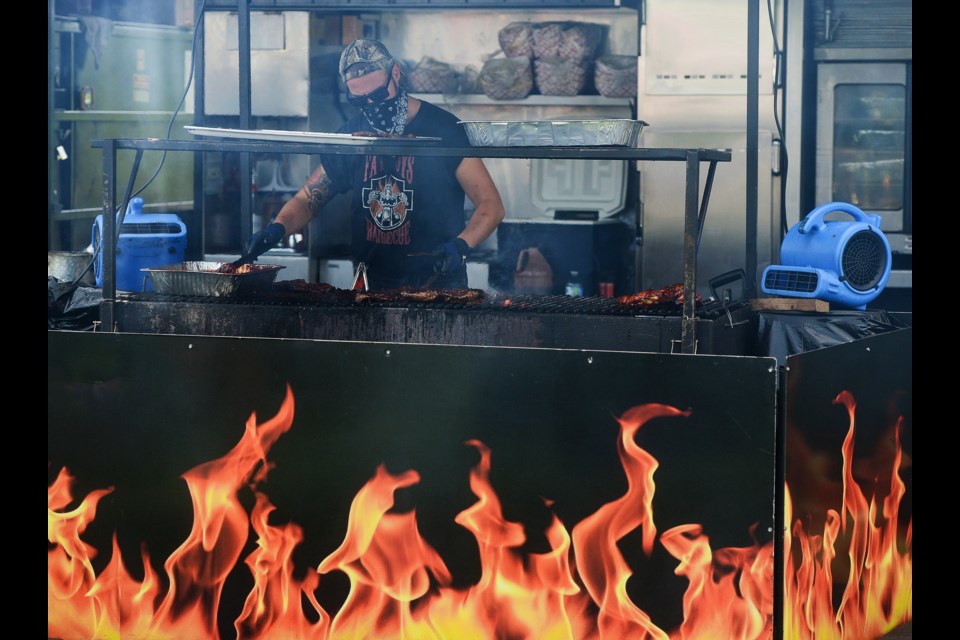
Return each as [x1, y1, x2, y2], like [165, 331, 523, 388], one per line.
[841, 231, 887, 291]
[121, 223, 183, 235]
[764, 269, 819, 293]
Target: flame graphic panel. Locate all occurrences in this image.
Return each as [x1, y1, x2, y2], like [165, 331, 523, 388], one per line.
[783, 329, 912, 639]
[50, 331, 786, 638]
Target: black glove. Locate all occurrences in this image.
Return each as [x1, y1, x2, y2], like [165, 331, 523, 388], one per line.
[434, 237, 471, 276]
[244, 222, 286, 260]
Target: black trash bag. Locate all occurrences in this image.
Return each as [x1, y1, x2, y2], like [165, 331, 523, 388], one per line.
[753, 309, 911, 367]
[48, 276, 102, 330]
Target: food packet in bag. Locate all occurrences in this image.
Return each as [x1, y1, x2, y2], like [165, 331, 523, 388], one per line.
[595, 54, 638, 98]
[498, 22, 533, 58]
[558, 22, 603, 61]
[479, 54, 533, 100]
[534, 57, 590, 96]
[531, 22, 565, 59]
[458, 64, 481, 94]
[407, 57, 459, 94]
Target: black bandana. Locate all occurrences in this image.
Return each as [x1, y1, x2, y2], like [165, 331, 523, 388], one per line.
[360, 88, 409, 135]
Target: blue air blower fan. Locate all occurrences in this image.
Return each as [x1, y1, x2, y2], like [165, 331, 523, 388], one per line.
[93, 197, 187, 292]
[761, 202, 891, 310]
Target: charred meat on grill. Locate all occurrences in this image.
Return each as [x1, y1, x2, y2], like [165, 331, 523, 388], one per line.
[355, 286, 485, 304]
[400, 289, 441, 302]
[442, 288, 484, 303]
[274, 280, 337, 294]
[355, 290, 398, 303]
[616, 283, 703, 309]
[214, 262, 263, 275]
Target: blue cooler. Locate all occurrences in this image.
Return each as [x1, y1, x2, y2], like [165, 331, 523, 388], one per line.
[93, 197, 187, 292]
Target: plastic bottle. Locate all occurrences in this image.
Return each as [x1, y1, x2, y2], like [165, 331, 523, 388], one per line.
[565, 271, 584, 297]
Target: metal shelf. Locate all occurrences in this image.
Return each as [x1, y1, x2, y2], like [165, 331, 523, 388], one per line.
[406, 94, 635, 108]
[92, 137, 730, 353]
[205, 0, 636, 9]
[94, 138, 728, 160]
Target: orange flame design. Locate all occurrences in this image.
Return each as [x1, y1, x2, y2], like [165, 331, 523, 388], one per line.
[49, 387, 910, 639]
[783, 391, 912, 639]
[48, 467, 115, 638]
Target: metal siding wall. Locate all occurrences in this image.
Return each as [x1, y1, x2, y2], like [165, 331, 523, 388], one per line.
[203, 11, 311, 116]
[809, 0, 912, 49]
[636, 0, 779, 297]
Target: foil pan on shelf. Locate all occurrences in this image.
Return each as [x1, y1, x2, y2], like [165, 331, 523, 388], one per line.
[459, 119, 648, 147]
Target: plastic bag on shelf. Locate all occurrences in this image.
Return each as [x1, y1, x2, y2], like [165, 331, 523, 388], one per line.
[531, 22, 565, 59]
[531, 21, 604, 61]
[534, 57, 591, 96]
[595, 55, 638, 98]
[458, 64, 481, 94]
[558, 22, 603, 61]
[498, 22, 533, 58]
[479, 53, 533, 100]
[407, 57, 460, 94]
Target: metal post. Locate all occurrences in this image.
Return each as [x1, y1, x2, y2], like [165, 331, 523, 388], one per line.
[48, 0, 56, 250]
[194, 0, 206, 260]
[100, 140, 117, 330]
[238, 0, 253, 246]
[746, 0, 759, 299]
[681, 150, 700, 354]
[100, 145, 144, 332]
[696, 160, 719, 253]
[904, 63, 912, 235]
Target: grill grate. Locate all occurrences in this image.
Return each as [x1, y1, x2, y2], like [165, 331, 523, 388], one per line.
[129, 291, 743, 320]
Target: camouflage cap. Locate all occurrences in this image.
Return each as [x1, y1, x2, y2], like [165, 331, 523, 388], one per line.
[339, 39, 395, 82]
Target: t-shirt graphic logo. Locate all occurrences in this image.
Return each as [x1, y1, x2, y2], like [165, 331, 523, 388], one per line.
[363, 175, 412, 231]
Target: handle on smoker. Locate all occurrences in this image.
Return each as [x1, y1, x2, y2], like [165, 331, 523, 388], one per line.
[798, 202, 881, 234]
[708, 268, 746, 303]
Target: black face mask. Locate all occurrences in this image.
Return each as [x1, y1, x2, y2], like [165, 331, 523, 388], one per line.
[346, 73, 392, 107]
[359, 86, 409, 135]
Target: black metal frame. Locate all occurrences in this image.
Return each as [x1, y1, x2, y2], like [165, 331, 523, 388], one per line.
[198, 0, 648, 278]
[94, 137, 730, 353]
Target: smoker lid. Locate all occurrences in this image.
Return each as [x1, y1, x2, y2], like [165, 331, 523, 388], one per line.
[530, 158, 627, 219]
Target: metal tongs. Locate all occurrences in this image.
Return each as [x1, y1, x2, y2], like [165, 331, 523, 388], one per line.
[351, 262, 370, 291]
[351, 261, 442, 291]
[405, 251, 443, 290]
[420, 270, 442, 290]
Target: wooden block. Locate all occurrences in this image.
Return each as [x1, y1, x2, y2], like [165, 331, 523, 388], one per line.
[750, 297, 830, 312]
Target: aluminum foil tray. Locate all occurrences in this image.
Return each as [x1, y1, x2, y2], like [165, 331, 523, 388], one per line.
[142, 261, 285, 297]
[459, 119, 648, 147]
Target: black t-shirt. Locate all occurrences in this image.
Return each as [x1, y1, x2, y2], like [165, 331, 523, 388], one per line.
[321, 101, 470, 289]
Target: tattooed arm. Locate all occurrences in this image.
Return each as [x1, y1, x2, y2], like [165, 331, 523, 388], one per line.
[273, 162, 339, 235]
[455, 157, 505, 250]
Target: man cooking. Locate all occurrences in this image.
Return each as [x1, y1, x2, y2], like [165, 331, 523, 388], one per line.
[242, 38, 505, 290]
